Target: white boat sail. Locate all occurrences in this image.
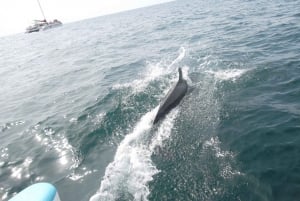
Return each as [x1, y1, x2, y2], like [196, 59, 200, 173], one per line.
[26, 0, 62, 33]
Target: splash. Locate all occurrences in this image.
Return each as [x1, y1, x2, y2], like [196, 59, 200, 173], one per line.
[112, 63, 167, 93]
[167, 47, 186, 68]
[112, 47, 186, 92]
[205, 69, 248, 82]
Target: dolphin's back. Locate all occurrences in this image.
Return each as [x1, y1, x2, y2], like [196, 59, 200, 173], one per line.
[153, 78, 187, 124]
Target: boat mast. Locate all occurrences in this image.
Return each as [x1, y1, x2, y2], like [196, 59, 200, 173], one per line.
[37, 0, 47, 21]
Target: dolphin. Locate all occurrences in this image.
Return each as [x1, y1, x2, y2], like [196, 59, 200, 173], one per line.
[153, 67, 188, 124]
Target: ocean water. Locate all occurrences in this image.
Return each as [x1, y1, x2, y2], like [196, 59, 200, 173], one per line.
[1, 0, 300, 200]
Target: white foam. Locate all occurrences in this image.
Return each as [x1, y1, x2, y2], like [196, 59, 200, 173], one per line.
[90, 108, 157, 201]
[112, 62, 168, 93]
[90, 107, 179, 201]
[112, 47, 186, 93]
[205, 69, 248, 82]
[128, 65, 164, 90]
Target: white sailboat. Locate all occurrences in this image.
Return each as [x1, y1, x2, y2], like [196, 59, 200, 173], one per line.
[26, 0, 62, 33]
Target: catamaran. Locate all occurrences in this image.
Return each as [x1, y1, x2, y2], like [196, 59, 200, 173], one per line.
[26, 0, 62, 33]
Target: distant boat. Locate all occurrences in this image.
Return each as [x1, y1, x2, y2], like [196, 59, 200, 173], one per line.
[26, 0, 62, 33]
[26, 19, 62, 33]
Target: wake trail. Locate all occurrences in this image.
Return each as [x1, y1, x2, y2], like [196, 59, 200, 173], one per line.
[90, 107, 179, 201]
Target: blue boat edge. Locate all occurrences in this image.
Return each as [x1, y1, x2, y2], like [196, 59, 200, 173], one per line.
[8, 183, 61, 201]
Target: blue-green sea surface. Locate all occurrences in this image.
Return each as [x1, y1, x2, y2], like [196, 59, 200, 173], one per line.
[1, 0, 300, 200]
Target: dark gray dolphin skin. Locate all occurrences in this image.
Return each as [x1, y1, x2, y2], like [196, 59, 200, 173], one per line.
[153, 67, 188, 124]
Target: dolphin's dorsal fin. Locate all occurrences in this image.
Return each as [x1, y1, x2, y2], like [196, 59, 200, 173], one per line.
[178, 67, 183, 81]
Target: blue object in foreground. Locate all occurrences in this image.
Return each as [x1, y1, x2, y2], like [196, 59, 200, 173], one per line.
[9, 183, 60, 201]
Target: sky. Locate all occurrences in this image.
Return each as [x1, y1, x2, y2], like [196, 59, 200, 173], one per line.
[0, 0, 172, 37]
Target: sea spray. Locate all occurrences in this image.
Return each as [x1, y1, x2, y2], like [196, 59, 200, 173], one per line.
[112, 47, 186, 93]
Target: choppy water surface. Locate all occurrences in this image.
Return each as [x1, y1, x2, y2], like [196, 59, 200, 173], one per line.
[1, 0, 300, 200]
